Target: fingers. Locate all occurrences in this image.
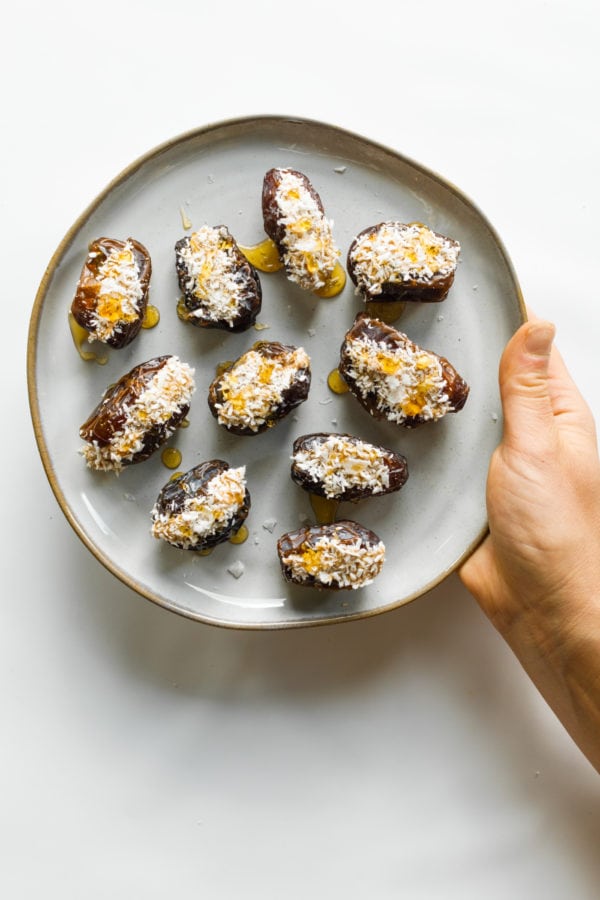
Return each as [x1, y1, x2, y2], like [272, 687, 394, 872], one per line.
[526, 307, 590, 415]
[499, 320, 556, 450]
[520, 309, 596, 440]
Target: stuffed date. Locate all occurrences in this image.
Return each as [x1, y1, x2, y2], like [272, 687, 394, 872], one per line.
[339, 313, 469, 427]
[277, 520, 385, 590]
[347, 221, 460, 303]
[262, 167, 339, 292]
[208, 341, 311, 435]
[175, 225, 262, 331]
[70, 237, 152, 348]
[80, 355, 195, 471]
[151, 460, 250, 551]
[291, 433, 408, 501]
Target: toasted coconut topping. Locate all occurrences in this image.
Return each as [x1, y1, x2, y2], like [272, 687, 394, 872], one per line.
[282, 533, 385, 589]
[344, 333, 451, 422]
[89, 240, 145, 341]
[274, 169, 339, 290]
[349, 222, 460, 296]
[178, 226, 247, 326]
[81, 356, 195, 471]
[215, 346, 310, 432]
[151, 466, 246, 548]
[293, 435, 390, 498]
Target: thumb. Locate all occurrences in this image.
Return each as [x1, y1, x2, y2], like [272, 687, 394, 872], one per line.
[499, 319, 556, 449]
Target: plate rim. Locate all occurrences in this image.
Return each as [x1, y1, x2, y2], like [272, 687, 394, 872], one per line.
[27, 113, 526, 630]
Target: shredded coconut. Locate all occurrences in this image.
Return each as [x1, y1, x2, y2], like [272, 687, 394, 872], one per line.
[82, 356, 195, 471]
[282, 532, 385, 589]
[273, 169, 339, 290]
[89, 240, 145, 341]
[349, 222, 460, 296]
[343, 332, 451, 423]
[293, 435, 390, 498]
[151, 466, 246, 549]
[214, 346, 310, 432]
[178, 226, 248, 326]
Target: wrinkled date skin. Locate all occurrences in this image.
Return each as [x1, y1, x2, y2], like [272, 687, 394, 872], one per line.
[277, 520, 383, 590]
[339, 313, 469, 428]
[175, 227, 262, 332]
[80, 355, 190, 466]
[207, 341, 311, 436]
[71, 236, 152, 348]
[346, 223, 458, 303]
[290, 432, 409, 502]
[152, 460, 251, 551]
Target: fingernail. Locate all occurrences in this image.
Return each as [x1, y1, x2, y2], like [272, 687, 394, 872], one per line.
[525, 321, 555, 356]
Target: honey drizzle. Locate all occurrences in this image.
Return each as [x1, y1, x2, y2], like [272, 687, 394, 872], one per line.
[239, 240, 346, 298]
[176, 296, 192, 322]
[238, 238, 283, 273]
[229, 524, 249, 545]
[327, 368, 349, 394]
[68, 312, 108, 365]
[313, 261, 346, 298]
[161, 447, 182, 469]
[365, 299, 407, 324]
[215, 359, 233, 377]
[141, 304, 160, 329]
[310, 495, 339, 525]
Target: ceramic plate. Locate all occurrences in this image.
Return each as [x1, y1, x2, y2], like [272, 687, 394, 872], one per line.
[28, 116, 525, 628]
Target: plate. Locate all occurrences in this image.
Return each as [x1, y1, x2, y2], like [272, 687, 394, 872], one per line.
[28, 116, 525, 629]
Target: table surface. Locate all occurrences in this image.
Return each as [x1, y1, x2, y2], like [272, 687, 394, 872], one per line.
[4, 1, 600, 896]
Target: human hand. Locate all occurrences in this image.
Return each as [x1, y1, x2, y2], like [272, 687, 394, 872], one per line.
[460, 315, 600, 771]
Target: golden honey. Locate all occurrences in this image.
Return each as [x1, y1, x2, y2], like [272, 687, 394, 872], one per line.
[238, 238, 283, 273]
[313, 261, 346, 298]
[327, 368, 349, 395]
[229, 524, 249, 545]
[141, 304, 160, 329]
[309, 494, 339, 525]
[365, 299, 407, 324]
[68, 312, 108, 365]
[161, 447, 182, 469]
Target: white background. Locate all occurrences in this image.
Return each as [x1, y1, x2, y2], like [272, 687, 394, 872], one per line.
[3, 1, 600, 896]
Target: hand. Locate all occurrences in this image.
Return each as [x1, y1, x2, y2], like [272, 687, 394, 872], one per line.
[460, 316, 600, 772]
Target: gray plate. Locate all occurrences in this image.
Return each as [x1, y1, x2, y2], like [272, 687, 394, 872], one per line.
[28, 116, 525, 629]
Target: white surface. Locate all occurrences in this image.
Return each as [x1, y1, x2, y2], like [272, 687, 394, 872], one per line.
[4, 0, 600, 896]
[31, 117, 522, 626]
